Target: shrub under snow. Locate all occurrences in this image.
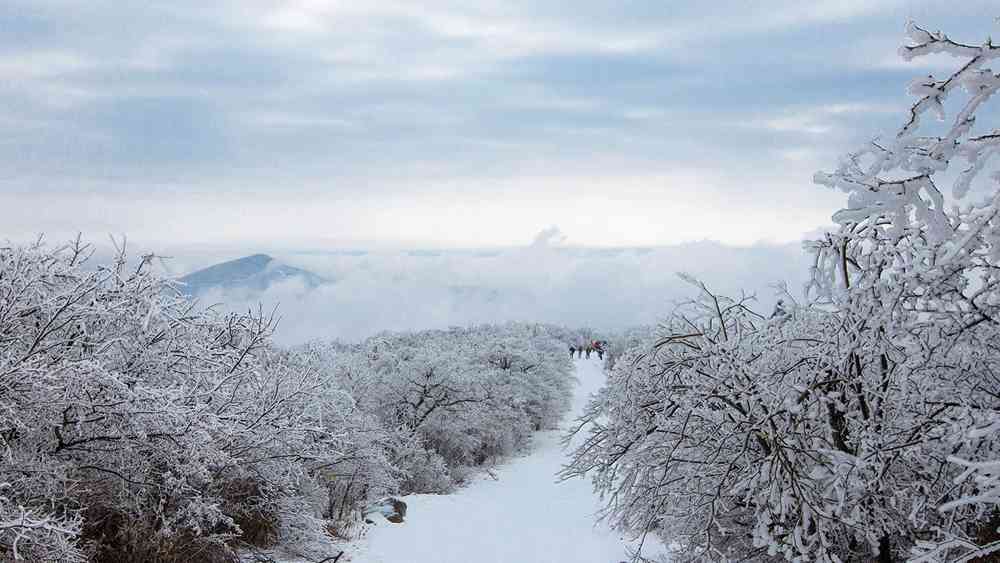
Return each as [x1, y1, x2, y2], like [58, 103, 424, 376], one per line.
[299, 323, 575, 496]
[565, 22, 1000, 563]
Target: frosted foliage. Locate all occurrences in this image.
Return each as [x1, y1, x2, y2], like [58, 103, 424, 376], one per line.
[298, 323, 575, 495]
[810, 23, 1000, 301]
[0, 240, 576, 560]
[565, 22, 1000, 563]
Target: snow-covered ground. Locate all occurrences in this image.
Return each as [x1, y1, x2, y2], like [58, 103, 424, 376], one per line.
[347, 357, 664, 563]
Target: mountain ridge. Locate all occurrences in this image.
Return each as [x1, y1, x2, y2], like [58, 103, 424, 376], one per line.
[177, 254, 326, 295]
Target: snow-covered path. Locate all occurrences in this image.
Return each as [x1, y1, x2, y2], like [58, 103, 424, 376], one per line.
[351, 357, 662, 563]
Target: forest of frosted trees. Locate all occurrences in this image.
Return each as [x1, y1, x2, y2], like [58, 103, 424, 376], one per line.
[0, 245, 576, 561]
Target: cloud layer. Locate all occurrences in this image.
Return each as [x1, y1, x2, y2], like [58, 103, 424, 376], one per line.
[193, 239, 812, 344]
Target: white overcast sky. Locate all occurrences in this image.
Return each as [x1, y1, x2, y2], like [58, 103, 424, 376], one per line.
[1, 1, 997, 249]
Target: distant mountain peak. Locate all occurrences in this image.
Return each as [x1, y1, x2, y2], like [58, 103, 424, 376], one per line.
[244, 253, 274, 263]
[177, 254, 326, 295]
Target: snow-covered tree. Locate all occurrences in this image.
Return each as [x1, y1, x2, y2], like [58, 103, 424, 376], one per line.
[565, 22, 1000, 563]
[0, 240, 394, 561]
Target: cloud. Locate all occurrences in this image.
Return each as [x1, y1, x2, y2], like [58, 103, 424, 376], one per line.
[530, 226, 567, 248]
[745, 103, 898, 135]
[188, 239, 814, 344]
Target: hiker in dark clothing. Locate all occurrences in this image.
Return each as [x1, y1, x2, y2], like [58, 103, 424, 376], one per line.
[585, 346, 592, 359]
[569, 346, 576, 358]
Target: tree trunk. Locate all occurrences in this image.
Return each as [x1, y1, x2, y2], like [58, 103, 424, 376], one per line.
[878, 535, 893, 563]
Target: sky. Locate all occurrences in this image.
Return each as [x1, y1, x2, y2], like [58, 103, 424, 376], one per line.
[3, 2, 999, 341]
[2, 1, 997, 249]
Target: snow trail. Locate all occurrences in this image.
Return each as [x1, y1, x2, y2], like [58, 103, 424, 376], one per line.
[351, 357, 661, 563]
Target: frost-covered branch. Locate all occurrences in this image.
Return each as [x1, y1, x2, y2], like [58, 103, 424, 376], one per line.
[567, 21, 1000, 563]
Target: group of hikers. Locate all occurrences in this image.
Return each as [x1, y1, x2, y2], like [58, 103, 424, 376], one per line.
[570, 340, 606, 360]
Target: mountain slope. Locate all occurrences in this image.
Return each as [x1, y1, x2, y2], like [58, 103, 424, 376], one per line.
[177, 254, 326, 295]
